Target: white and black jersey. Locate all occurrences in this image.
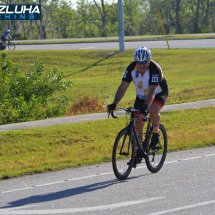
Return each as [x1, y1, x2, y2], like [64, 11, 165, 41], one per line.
[122, 60, 168, 100]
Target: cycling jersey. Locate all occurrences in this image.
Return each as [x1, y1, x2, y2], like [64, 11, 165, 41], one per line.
[1, 32, 11, 40]
[122, 60, 168, 100]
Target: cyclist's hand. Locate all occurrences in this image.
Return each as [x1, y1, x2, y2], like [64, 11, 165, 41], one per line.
[107, 103, 116, 113]
[139, 106, 148, 116]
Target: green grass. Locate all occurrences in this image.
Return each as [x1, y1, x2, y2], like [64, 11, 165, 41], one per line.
[0, 106, 214, 179]
[14, 34, 215, 45]
[5, 49, 215, 111]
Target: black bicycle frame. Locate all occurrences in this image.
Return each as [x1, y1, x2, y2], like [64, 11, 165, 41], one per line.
[127, 112, 148, 159]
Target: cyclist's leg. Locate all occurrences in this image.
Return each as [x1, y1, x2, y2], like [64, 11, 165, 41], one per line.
[149, 90, 168, 147]
[148, 102, 161, 128]
[3, 39, 6, 46]
[134, 96, 145, 143]
[1, 36, 5, 46]
[133, 96, 148, 165]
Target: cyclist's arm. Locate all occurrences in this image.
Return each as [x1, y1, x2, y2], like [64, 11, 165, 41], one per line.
[144, 85, 157, 107]
[113, 80, 130, 105]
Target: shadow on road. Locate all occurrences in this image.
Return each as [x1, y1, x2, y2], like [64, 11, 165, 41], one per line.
[1, 174, 151, 209]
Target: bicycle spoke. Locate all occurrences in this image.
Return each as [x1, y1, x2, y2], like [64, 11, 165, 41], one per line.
[119, 134, 127, 154]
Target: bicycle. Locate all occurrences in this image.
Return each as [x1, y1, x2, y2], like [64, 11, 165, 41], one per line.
[7, 39, 15, 50]
[109, 107, 167, 180]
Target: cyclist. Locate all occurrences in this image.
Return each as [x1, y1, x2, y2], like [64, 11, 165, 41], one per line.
[107, 46, 168, 160]
[1, 29, 12, 49]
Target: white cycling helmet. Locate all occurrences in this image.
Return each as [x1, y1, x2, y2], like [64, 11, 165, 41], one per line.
[133, 46, 151, 62]
[6, 29, 10, 32]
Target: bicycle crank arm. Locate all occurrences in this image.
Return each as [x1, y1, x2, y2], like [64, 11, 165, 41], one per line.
[139, 149, 148, 159]
[119, 152, 130, 156]
[148, 147, 161, 155]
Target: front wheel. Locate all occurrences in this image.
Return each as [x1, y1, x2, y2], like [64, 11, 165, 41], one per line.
[146, 123, 167, 173]
[112, 128, 135, 180]
[8, 42, 15, 50]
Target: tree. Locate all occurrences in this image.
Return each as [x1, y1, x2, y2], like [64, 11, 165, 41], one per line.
[123, 0, 142, 36]
[0, 0, 215, 39]
[175, 0, 182, 34]
[193, 0, 201, 33]
[50, 1, 75, 38]
[93, 0, 108, 37]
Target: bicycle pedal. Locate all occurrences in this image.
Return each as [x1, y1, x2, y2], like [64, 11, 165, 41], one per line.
[127, 159, 137, 168]
[151, 145, 160, 151]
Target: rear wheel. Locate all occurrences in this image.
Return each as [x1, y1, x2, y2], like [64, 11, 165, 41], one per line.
[146, 124, 167, 173]
[8, 42, 15, 50]
[112, 128, 135, 180]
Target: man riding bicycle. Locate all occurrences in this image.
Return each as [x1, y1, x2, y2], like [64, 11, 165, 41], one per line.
[1, 29, 12, 49]
[107, 46, 169, 157]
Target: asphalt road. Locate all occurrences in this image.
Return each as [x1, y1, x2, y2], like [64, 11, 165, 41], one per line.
[14, 38, 215, 50]
[0, 147, 214, 215]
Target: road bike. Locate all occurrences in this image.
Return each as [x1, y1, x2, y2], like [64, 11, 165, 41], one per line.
[0, 39, 15, 50]
[109, 107, 167, 180]
[7, 39, 15, 50]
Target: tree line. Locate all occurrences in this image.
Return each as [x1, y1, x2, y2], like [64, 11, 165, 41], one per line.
[0, 0, 215, 40]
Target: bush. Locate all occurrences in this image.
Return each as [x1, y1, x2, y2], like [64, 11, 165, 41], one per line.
[0, 52, 72, 125]
[11, 33, 27, 40]
[66, 95, 106, 115]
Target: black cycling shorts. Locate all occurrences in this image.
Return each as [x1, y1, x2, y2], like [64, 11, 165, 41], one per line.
[134, 88, 169, 109]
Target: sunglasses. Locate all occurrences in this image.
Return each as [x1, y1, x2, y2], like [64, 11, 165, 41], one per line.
[136, 61, 148, 65]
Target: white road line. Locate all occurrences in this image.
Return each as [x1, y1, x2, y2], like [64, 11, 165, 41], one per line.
[79, 47, 95, 49]
[147, 200, 215, 215]
[1, 153, 215, 194]
[0, 173, 114, 194]
[0, 198, 163, 214]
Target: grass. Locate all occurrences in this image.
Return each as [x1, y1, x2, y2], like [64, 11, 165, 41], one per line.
[0, 106, 214, 179]
[5, 48, 215, 112]
[14, 34, 215, 45]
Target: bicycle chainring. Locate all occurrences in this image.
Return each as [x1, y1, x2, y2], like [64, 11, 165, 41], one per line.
[136, 150, 142, 164]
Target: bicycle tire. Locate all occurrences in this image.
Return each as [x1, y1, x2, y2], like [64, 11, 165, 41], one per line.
[145, 123, 167, 173]
[112, 128, 135, 180]
[8, 42, 15, 50]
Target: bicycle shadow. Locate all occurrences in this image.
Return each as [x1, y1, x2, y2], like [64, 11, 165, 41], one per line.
[65, 51, 118, 78]
[1, 175, 148, 209]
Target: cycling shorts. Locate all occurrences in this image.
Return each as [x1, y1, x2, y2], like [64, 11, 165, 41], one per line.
[1, 36, 6, 40]
[134, 88, 169, 109]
